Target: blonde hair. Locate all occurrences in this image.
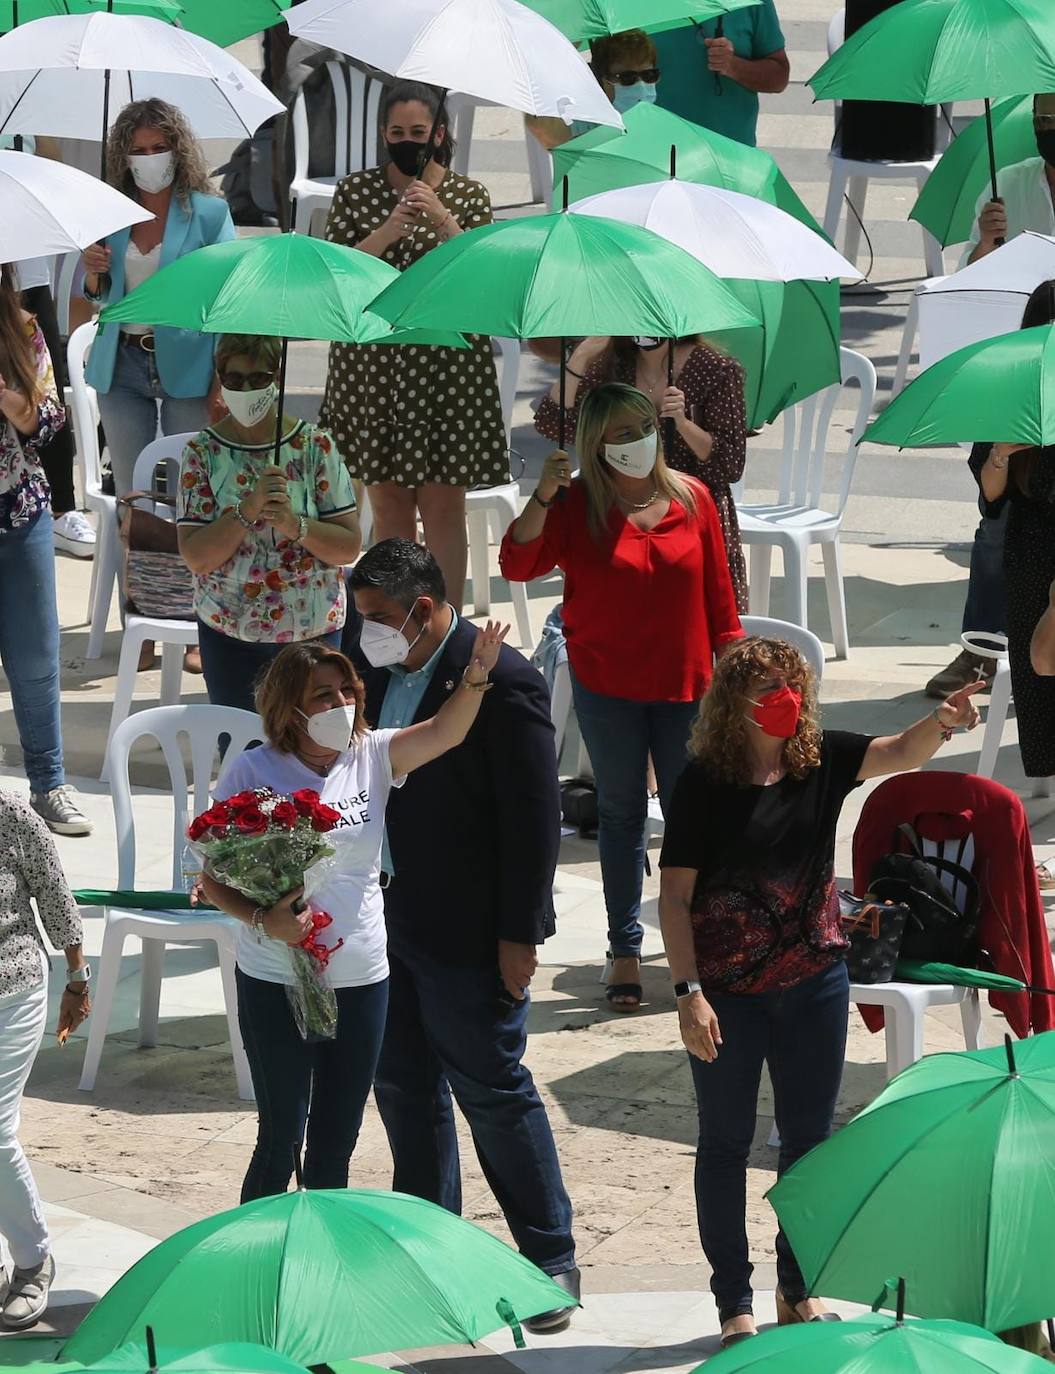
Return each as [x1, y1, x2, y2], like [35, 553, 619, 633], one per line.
[575, 383, 698, 540]
[105, 98, 211, 206]
[255, 643, 369, 755]
[689, 637, 822, 784]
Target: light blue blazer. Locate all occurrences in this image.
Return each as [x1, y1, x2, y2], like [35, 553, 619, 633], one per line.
[86, 191, 236, 398]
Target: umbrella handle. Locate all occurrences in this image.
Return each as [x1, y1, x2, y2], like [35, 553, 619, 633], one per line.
[664, 338, 675, 462]
[983, 99, 1004, 246]
[272, 337, 289, 470]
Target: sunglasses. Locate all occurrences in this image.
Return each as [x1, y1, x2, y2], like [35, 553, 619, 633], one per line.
[219, 370, 276, 391]
[608, 67, 660, 86]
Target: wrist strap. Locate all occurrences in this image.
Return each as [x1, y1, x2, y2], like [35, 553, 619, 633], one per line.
[531, 490, 553, 509]
[565, 365, 584, 380]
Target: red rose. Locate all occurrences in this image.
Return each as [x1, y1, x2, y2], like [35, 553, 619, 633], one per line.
[200, 803, 231, 830]
[310, 802, 342, 832]
[271, 801, 298, 829]
[187, 816, 208, 841]
[234, 806, 268, 835]
[291, 788, 321, 817]
[225, 790, 258, 809]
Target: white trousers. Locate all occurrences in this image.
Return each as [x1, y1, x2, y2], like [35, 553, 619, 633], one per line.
[0, 953, 50, 1270]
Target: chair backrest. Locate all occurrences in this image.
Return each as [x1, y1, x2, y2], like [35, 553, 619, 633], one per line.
[775, 346, 876, 515]
[131, 431, 198, 513]
[107, 704, 264, 889]
[826, 7, 844, 55]
[492, 336, 521, 444]
[54, 250, 82, 338]
[67, 319, 102, 498]
[739, 616, 825, 680]
[343, 62, 384, 177]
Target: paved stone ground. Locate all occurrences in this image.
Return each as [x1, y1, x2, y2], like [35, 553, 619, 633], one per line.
[2, 6, 1054, 1370]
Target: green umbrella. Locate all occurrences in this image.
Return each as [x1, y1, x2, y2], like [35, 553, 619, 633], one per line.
[86, 1338, 333, 1374]
[0, 0, 289, 43]
[896, 959, 1055, 995]
[0, 1337, 76, 1368]
[910, 95, 1037, 249]
[519, 0, 758, 44]
[73, 890, 216, 910]
[693, 1279, 1047, 1374]
[863, 323, 1055, 449]
[808, 0, 1055, 201]
[61, 1188, 574, 1365]
[768, 1033, 1055, 1330]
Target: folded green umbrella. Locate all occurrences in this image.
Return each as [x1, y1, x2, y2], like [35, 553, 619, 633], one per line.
[0, 0, 289, 44]
[0, 1336, 74, 1368]
[519, 0, 757, 44]
[863, 324, 1055, 449]
[768, 1033, 1055, 1330]
[895, 959, 1055, 995]
[73, 890, 216, 910]
[910, 95, 1036, 249]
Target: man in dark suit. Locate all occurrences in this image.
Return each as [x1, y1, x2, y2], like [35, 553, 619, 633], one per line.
[346, 540, 579, 1331]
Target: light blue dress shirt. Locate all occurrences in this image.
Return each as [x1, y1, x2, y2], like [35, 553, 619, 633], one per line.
[376, 610, 459, 876]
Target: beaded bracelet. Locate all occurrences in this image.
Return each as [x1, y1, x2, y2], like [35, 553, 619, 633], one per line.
[932, 707, 955, 743]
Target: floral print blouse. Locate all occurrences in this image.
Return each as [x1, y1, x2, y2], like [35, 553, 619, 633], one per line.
[0, 319, 66, 535]
[0, 790, 82, 999]
[176, 420, 357, 644]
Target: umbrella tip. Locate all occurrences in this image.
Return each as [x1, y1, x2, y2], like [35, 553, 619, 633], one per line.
[293, 1146, 306, 1191]
[145, 1325, 158, 1373]
[561, 175, 569, 213]
[1004, 1033, 1019, 1077]
[896, 1278, 906, 1325]
[669, 144, 676, 179]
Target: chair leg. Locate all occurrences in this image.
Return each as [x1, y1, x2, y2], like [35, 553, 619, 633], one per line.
[892, 294, 919, 397]
[86, 520, 119, 660]
[101, 621, 146, 782]
[218, 939, 255, 1101]
[844, 176, 868, 265]
[138, 938, 165, 1048]
[466, 508, 492, 616]
[748, 544, 773, 616]
[821, 538, 850, 660]
[886, 997, 925, 1079]
[783, 539, 809, 632]
[1033, 776, 1053, 799]
[160, 640, 183, 707]
[976, 663, 1013, 779]
[85, 538, 100, 627]
[822, 162, 848, 246]
[78, 918, 125, 1091]
[959, 988, 983, 1052]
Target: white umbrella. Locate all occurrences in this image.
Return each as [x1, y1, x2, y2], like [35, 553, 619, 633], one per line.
[0, 147, 152, 262]
[286, 0, 622, 130]
[0, 12, 284, 156]
[916, 231, 1055, 372]
[569, 179, 862, 282]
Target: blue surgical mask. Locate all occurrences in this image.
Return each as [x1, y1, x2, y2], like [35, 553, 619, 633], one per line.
[612, 81, 657, 115]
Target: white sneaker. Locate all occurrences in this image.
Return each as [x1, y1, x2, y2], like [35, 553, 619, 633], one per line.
[30, 785, 93, 837]
[53, 510, 96, 558]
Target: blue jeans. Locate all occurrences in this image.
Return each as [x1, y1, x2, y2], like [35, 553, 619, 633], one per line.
[197, 620, 341, 713]
[374, 932, 576, 1276]
[235, 968, 389, 1201]
[97, 341, 209, 499]
[0, 514, 63, 794]
[571, 672, 699, 958]
[962, 500, 1007, 636]
[689, 961, 849, 1313]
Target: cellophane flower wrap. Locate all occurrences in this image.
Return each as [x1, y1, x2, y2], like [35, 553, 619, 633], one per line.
[187, 787, 345, 1040]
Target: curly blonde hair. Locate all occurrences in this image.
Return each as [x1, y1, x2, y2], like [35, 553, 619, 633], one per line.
[689, 637, 822, 784]
[105, 98, 211, 206]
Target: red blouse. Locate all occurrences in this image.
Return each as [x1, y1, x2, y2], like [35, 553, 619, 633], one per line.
[499, 478, 743, 702]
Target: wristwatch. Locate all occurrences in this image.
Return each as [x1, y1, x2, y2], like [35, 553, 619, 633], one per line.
[66, 963, 91, 991]
[674, 979, 702, 999]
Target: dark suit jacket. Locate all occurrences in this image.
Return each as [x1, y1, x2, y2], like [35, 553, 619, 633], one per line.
[359, 616, 561, 968]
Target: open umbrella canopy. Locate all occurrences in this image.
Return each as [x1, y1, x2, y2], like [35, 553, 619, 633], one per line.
[367, 211, 760, 340]
[85, 1341, 323, 1374]
[0, 0, 179, 26]
[0, 0, 289, 42]
[808, 0, 1055, 105]
[767, 1033, 1055, 1330]
[99, 235, 466, 348]
[60, 1188, 575, 1365]
[863, 323, 1055, 449]
[569, 180, 860, 282]
[0, 147, 151, 262]
[286, 0, 622, 129]
[517, 0, 758, 44]
[0, 12, 284, 142]
[910, 95, 1036, 248]
[552, 101, 819, 231]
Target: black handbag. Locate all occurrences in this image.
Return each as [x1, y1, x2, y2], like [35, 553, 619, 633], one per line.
[839, 892, 911, 984]
[868, 824, 980, 965]
[560, 777, 598, 839]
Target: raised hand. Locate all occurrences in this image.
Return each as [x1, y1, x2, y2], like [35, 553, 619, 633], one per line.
[940, 680, 985, 731]
[467, 619, 510, 678]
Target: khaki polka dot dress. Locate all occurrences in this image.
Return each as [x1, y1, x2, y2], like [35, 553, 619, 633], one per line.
[320, 167, 510, 490]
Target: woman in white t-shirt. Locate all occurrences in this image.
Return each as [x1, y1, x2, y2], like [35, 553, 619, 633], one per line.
[205, 624, 506, 1201]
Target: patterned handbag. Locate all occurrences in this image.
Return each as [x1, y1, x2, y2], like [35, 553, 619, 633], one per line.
[839, 892, 911, 984]
[118, 490, 195, 620]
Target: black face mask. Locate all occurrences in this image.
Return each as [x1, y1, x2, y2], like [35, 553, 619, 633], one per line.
[386, 138, 429, 176]
[1036, 128, 1055, 167]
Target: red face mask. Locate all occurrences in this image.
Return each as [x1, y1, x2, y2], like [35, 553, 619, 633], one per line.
[748, 684, 802, 739]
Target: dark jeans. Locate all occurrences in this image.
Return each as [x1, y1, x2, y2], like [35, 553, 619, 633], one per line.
[0, 513, 64, 794]
[689, 960, 849, 1313]
[374, 932, 576, 1276]
[571, 671, 698, 957]
[21, 284, 76, 515]
[235, 968, 389, 1201]
[198, 620, 341, 712]
[961, 501, 1007, 637]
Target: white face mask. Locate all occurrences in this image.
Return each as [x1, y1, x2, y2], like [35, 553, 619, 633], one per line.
[128, 149, 175, 194]
[298, 704, 356, 753]
[604, 431, 658, 479]
[221, 383, 278, 428]
[633, 336, 665, 351]
[359, 605, 425, 669]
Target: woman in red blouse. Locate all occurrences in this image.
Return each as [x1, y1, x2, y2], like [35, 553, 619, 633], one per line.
[534, 335, 749, 610]
[501, 382, 743, 1010]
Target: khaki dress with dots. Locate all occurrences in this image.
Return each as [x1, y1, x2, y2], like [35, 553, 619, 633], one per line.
[319, 167, 510, 490]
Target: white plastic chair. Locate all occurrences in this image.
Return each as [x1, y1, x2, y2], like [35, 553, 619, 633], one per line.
[966, 630, 1052, 799]
[80, 705, 262, 1099]
[290, 61, 384, 235]
[822, 9, 949, 279]
[68, 321, 118, 659]
[850, 982, 983, 1079]
[735, 347, 877, 659]
[740, 615, 825, 678]
[99, 433, 200, 783]
[54, 249, 82, 338]
[446, 95, 552, 206]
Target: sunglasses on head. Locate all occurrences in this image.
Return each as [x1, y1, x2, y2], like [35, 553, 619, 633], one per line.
[608, 67, 660, 86]
[219, 370, 275, 391]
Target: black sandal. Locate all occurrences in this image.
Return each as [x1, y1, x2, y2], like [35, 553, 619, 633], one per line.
[605, 982, 642, 1011]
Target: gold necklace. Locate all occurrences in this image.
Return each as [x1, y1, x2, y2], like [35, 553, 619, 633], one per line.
[617, 487, 660, 511]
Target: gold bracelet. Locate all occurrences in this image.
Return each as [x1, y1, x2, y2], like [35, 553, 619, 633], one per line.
[461, 676, 493, 693]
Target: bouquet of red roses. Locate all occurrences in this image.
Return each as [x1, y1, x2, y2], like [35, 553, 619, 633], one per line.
[188, 787, 345, 1040]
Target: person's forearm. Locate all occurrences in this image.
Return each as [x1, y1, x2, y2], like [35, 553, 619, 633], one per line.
[298, 516, 361, 566]
[63, 943, 86, 975]
[525, 115, 572, 151]
[389, 673, 490, 775]
[658, 889, 699, 984]
[201, 873, 258, 924]
[675, 417, 714, 464]
[508, 494, 549, 545]
[1031, 594, 1055, 675]
[355, 226, 401, 258]
[865, 711, 949, 776]
[726, 53, 789, 93]
[980, 447, 1011, 503]
[178, 511, 249, 575]
[966, 240, 993, 265]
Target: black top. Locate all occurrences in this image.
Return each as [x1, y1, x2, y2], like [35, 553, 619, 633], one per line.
[660, 730, 872, 993]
